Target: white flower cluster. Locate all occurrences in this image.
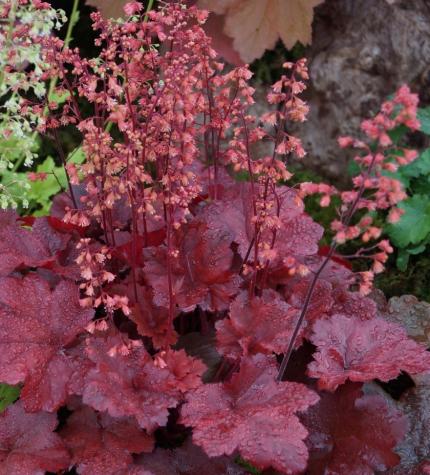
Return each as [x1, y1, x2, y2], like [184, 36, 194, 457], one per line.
[0, 0, 66, 208]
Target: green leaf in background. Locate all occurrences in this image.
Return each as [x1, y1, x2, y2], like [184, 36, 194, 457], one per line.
[347, 159, 361, 177]
[27, 156, 63, 215]
[235, 456, 262, 475]
[395, 243, 427, 271]
[2, 147, 86, 215]
[0, 383, 19, 412]
[418, 107, 430, 135]
[408, 242, 428, 255]
[388, 124, 408, 144]
[387, 194, 430, 248]
[399, 149, 430, 180]
[49, 88, 71, 106]
[396, 249, 410, 272]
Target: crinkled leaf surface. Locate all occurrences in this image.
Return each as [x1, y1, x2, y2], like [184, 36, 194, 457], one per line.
[308, 314, 430, 390]
[0, 212, 58, 276]
[302, 382, 407, 474]
[0, 275, 93, 411]
[83, 335, 202, 431]
[0, 212, 77, 279]
[20, 340, 93, 413]
[180, 354, 319, 473]
[199, 185, 322, 285]
[216, 289, 300, 358]
[286, 279, 334, 324]
[144, 221, 240, 312]
[199, 184, 308, 259]
[0, 401, 69, 475]
[61, 405, 154, 475]
[128, 285, 178, 349]
[162, 349, 206, 393]
[330, 285, 377, 321]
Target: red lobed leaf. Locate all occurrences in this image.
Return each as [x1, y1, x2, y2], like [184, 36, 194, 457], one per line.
[20, 339, 94, 413]
[0, 274, 93, 411]
[285, 278, 376, 333]
[216, 289, 300, 358]
[113, 230, 167, 267]
[308, 314, 430, 390]
[82, 334, 203, 431]
[47, 215, 87, 236]
[0, 211, 57, 276]
[302, 382, 407, 474]
[126, 284, 178, 349]
[0, 401, 70, 475]
[144, 221, 240, 312]
[286, 278, 334, 325]
[199, 184, 309, 257]
[162, 349, 206, 393]
[0, 211, 79, 279]
[330, 285, 377, 321]
[180, 354, 319, 474]
[61, 405, 154, 475]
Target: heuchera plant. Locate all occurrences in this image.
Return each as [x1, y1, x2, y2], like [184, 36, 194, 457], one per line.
[1, 1, 430, 474]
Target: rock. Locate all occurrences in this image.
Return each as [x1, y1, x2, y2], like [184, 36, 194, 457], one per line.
[291, 0, 430, 182]
[381, 294, 430, 347]
[385, 374, 430, 474]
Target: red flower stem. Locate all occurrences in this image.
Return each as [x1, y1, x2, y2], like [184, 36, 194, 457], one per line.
[165, 201, 175, 328]
[276, 152, 379, 381]
[241, 112, 260, 296]
[276, 242, 337, 381]
[204, 67, 217, 198]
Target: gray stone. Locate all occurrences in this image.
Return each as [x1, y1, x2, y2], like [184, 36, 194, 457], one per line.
[292, 0, 430, 182]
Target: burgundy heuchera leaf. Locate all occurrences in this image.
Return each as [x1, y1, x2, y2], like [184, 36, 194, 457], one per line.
[308, 314, 430, 390]
[0, 211, 66, 276]
[0, 401, 70, 475]
[61, 405, 154, 475]
[199, 184, 320, 260]
[127, 285, 178, 349]
[144, 221, 240, 312]
[82, 334, 204, 431]
[216, 289, 300, 358]
[180, 354, 319, 474]
[0, 274, 93, 411]
[302, 382, 407, 474]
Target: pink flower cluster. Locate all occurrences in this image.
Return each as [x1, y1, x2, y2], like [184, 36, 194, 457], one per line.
[301, 85, 420, 293]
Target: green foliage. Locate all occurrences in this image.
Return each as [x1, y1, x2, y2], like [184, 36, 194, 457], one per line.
[3, 148, 85, 215]
[378, 107, 430, 272]
[376, 252, 430, 302]
[235, 456, 262, 475]
[418, 106, 430, 135]
[0, 383, 20, 412]
[387, 195, 430, 248]
[0, 0, 66, 209]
